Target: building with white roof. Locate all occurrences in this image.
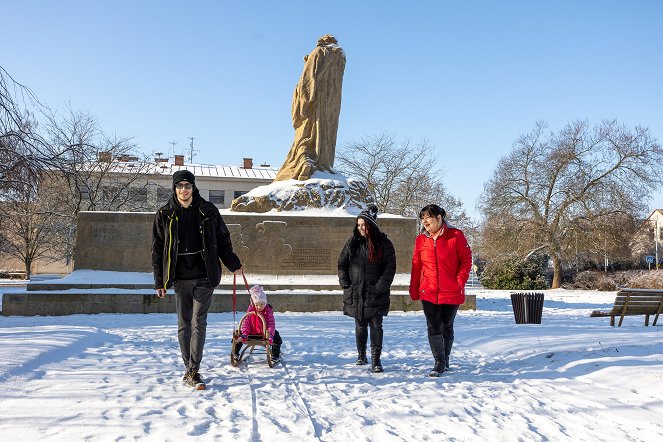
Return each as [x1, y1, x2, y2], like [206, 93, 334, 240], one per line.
[110, 155, 278, 210]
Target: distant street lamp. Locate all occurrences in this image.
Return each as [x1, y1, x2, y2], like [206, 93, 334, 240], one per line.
[656, 217, 660, 270]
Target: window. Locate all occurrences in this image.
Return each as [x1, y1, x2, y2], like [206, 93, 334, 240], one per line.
[209, 190, 225, 206]
[234, 190, 247, 199]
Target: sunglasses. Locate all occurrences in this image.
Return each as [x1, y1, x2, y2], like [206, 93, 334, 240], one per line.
[175, 183, 193, 190]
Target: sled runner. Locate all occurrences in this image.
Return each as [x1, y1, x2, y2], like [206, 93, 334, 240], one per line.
[229, 271, 277, 368]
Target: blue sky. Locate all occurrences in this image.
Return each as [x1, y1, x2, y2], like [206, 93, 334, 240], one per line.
[3, 1, 662, 219]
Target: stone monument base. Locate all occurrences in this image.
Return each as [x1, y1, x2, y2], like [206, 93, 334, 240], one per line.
[1, 290, 476, 316]
[74, 211, 417, 275]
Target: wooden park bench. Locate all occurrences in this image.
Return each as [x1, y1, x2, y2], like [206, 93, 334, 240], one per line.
[7, 271, 27, 280]
[591, 288, 663, 327]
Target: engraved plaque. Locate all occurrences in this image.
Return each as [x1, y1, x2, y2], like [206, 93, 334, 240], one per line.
[281, 248, 332, 271]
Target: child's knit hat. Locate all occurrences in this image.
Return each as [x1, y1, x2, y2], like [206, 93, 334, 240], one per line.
[250, 285, 267, 305]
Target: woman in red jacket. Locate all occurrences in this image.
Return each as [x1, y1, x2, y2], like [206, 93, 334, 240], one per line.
[409, 204, 472, 377]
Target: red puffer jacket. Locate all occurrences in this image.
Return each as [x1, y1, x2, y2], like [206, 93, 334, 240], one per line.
[409, 225, 472, 305]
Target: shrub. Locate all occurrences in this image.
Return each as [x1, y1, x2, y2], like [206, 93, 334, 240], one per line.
[567, 271, 617, 291]
[479, 256, 549, 290]
[565, 269, 663, 290]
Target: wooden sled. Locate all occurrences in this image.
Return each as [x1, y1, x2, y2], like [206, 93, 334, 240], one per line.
[230, 310, 276, 368]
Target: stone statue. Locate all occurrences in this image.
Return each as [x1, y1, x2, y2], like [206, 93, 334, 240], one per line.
[231, 34, 374, 213]
[274, 34, 346, 181]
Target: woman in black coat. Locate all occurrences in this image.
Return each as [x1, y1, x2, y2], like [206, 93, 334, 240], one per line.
[338, 206, 396, 373]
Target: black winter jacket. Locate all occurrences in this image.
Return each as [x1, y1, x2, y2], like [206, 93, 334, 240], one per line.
[152, 191, 241, 289]
[338, 231, 396, 320]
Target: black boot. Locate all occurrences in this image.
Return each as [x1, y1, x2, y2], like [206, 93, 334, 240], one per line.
[232, 341, 242, 363]
[444, 337, 454, 370]
[271, 343, 281, 362]
[355, 326, 368, 365]
[428, 334, 445, 377]
[371, 346, 383, 373]
[356, 346, 368, 365]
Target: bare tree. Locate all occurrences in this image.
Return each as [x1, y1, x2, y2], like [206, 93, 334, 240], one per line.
[2, 67, 154, 272]
[44, 107, 154, 263]
[1, 68, 62, 275]
[0, 172, 62, 277]
[336, 134, 471, 229]
[1, 66, 58, 192]
[479, 120, 663, 288]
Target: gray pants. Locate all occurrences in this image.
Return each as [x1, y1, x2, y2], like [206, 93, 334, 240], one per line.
[174, 278, 213, 374]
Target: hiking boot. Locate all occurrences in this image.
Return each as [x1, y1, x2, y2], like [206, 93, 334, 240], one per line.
[186, 371, 206, 390]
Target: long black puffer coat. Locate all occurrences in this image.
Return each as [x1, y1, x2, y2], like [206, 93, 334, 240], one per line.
[338, 230, 396, 321]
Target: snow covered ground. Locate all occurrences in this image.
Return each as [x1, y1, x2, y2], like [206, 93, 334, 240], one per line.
[0, 288, 662, 441]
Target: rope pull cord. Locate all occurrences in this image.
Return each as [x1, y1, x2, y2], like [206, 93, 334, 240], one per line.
[232, 269, 252, 329]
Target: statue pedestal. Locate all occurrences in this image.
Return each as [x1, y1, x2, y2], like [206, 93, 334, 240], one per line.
[74, 210, 416, 275]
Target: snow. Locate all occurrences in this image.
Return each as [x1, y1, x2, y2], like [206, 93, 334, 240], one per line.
[1, 286, 661, 440]
[232, 170, 385, 216]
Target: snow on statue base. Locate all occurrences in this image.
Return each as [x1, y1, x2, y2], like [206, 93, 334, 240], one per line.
[230, 171, 375, 214]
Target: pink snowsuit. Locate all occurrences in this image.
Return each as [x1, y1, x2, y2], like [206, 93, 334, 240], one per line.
[241, 304, 276, 338]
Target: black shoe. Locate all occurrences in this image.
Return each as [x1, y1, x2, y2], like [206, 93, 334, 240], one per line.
[372, 364, 384, 373]
[186, 371, 206, 390]
[428, 360, 445, 377]
[355, 355, 368, 365]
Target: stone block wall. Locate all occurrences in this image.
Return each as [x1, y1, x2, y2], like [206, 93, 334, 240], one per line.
[75, 211, 418, 274]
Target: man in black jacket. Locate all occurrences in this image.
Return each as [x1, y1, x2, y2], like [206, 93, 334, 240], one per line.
[152, 170, 242, 390]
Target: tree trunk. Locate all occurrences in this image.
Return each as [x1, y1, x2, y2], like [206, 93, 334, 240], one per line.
[24, 257, 32, 279]
[551, 253, 562, 289]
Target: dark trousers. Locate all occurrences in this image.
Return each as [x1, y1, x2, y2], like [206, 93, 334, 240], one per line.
[421, 301, 459, 339]
[355, 315, 384, 350]
[422, 300, 459, 363]
[174, 278, 213, 373]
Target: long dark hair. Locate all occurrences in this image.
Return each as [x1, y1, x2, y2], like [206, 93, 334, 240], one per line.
[352, 222, 383, 262]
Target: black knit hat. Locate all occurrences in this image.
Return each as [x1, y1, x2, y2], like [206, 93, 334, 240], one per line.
[357, 205, 379, 229]
[172, 170, 196, 191]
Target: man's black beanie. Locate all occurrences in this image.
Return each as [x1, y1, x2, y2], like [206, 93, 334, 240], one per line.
[172, 170, 196, 191]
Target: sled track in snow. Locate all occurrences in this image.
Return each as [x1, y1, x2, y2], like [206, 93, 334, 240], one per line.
[279, 359, 324, 439]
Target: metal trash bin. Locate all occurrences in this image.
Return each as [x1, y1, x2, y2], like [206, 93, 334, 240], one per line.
[510, 292, 545, 324]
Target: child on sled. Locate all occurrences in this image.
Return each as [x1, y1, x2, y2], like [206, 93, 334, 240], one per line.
[234, 285, 282, 363]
